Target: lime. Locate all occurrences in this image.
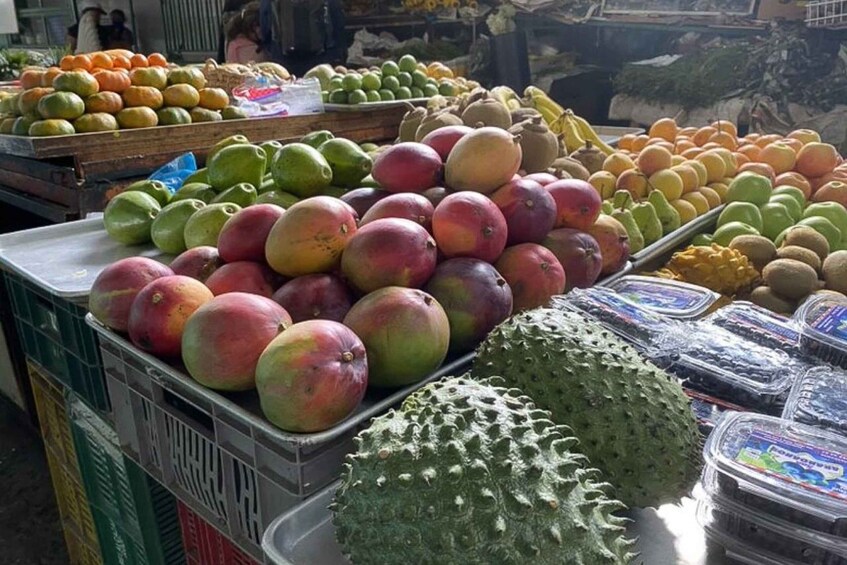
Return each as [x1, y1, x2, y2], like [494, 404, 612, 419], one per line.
[398, 54, 418, 73]
[151, 199, 205, 254]
[397, 72, 413, 88]
[411, 70, 428, 88]
[103, 191, 161, 245]
[365, 90, 381, 103]
[328, 89, 348, 104]
[381, 61, 400, 77]
[321, 90, 329, 103]
[423, 84, 439, 97]
[410, 87, 424, 99]
[439, 81, 458, 96]
[342, 73, 363, 92]
[329, 76, 344, 90]
[396, 86, 413, 100]
[361, 73, 381, 92]
[348, 89, 368, 104]
[381, 75, 400, 93]
[378, 89, 395, 101]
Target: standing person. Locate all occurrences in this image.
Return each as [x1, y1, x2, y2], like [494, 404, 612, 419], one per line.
[225, 2, 268, 64]
[217, 0, 253, 63]
[106, 9, 134, 50]
[66, 1, 107, 54]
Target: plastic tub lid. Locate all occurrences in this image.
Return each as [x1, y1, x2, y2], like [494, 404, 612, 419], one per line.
[795, 294, 847, 353]
[707, 301, 801, 352]
[704, 412, 847, 523]
[606, 275, 720, 319]
[783, 365, 847, 436]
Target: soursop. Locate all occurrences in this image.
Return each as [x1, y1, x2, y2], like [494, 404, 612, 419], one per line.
[332, 375, 637, 565]
[473, 308, 702, 508]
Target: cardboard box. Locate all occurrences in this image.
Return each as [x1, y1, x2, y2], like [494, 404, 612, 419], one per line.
[756, 0, 807, 20]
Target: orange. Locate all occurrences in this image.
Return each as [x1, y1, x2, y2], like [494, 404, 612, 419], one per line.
[674, 139, 696, 155]
[679, 126, 698, 137]
[94, 69, 132, 93]
[618, 134, 636, 151]
[646, 137, 667, 146]
[758, 142, 797, 175]
[780, 138, 803, 153]
[41, 68, 64, 87]
[744, 133, 761, 142]
[130, 54, 149, 68]
[710, 120, 738, 138]
[197, 88, 229, 111]
[113, 55, 132, 70]
[85, 91, 124, 114]
[696, 186, 722, 209]
[116, 106, 158, 128]
[738, 144, 761, 161]
[72, 54, 93, 71]
[630, 135, 650, 152]
[148, 53, 168, 67]
[695, 151, 727, 183]
[795, 142, 839, 178]
[681, 147, 704, 159]
[701, 142, 722, 151]
[162, 84, 200, 108]
[602, 153, 636, 176]
[648, 117, 678, 142]
[20, 69, 45, 90]
[74, 112, 119, 133]
[53, 71, 100, 97]
[636, 145, 673, 176]
[774, 172, 812, 200]
[18, 87, 53, 115]
[104, 49, 135, 60]
[737, 162, 776, 184]
[130, 67, 168, 89]
[733, 152, 750, 166]
[692, 126, 717, 147]
[787, 129, 821, 145]
[709, 131, 737, 151]
[712, 148, 738, 177]
[122, 86, 164, 109]
[686, 160, 709, 186]
[91, 52, 114, 69]
[59, 55, 75, 71]
[755, 134, 782, 148]
[671, 164, 699, 194]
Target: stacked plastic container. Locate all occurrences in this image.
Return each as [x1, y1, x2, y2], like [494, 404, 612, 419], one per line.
[795, 294, 847, 369]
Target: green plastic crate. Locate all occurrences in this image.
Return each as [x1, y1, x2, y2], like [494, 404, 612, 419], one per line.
[68, 394, 185, 565]
[5, 271, 108, 413]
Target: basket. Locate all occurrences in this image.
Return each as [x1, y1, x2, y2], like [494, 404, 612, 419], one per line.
[806, 0, 847, 27]
[178, 502, 257, 565]
[202, 59, 257, 95]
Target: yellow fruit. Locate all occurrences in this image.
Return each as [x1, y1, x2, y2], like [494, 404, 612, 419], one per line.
[670, 199, 698, 225]
[671, 155, 686, 166]
[637, 146, 673, 176]
[52, 71, 99, 97]
[648, 169, 684, 201]
[588, 171, 617, 200]
[602, 153, 635, 176]
[656, 244, 759, 295]
[162, 84, 200, 108]
[712, 148, 737, 177]
[28, 119, 75, 137]
[116, 106, 158, 128]
[123, 86, 164, 109]
[686, 160, 708, 186]
[681, 192, 710, 215]
[708, 182, 729, 202]
[74, 112, 119, 133]
[129, 67, 168, 89]
[197, 88, 229, 110]
[696, 186, 722, 209]
[671, 164, 699, 194]
[695, 151, 727, 183]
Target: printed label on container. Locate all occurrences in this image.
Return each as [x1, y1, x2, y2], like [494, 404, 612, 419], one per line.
[808, 303, 847, 342]
[723, 310, 800, 347]
[617, 281, 708, 313]
[735, 429, 847, 502]
[583, 292, 665, 327]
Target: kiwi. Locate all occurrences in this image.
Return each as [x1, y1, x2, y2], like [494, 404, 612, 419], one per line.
[750, 286, 796, 315]
[729, 235, 776, 271]
[551, 156, 590, 181]
[762, 258, 819, 301]
[777, 245, 822, 273]
[823, 250, 847, 294]
[511, 107, 541, 125]
[461, 96, 511, 130]
[783, 225, 830, 260]
[414, 109, 463, 142]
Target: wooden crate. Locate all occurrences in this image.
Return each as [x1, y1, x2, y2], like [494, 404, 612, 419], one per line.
[0, 108, 405, 223]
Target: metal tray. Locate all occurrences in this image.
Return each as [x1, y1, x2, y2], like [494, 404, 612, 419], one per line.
[262, 482, 720, 565]
[595, 125, 645, 147]
[597, 260, 634, 288]
[0, 218, 170, 303]
[630, 205, 723, 271]
[324, 98, 429, 112]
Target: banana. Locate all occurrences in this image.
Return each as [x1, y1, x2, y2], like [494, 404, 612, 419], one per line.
[556, 113, 586, 153]
[567, 110, 615, 156]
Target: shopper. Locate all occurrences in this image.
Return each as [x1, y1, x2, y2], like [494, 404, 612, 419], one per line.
[106, 9, 134, 50]
[217, 0, 253, 63]
[66, 1, 107, 54]
[225, 2, 267, 64]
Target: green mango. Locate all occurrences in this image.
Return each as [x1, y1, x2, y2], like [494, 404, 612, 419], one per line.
[123, 179, 172, 207]
[151, 199, 205, 254]
[103, 191, 161, 245]
[207, 135, 249, 162]
[172, 182, 216, 204]
[211, 182, 257, 207]
[208, 144, 266, 191]
[301, 129, 334, 149]
[255, 191, 299, 208]
[317, 138, 373, 188]
[182, 167, 209, 186]
[260, 140, 284, 168]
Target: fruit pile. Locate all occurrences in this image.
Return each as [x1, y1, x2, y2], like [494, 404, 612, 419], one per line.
[0, 49, 248, 136]
[304, 55, 474, 105]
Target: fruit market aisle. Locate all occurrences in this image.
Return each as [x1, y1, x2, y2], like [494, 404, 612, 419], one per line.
[0, 398, 66, 564]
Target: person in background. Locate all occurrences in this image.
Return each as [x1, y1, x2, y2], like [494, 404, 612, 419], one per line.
[66, 1, 107, 54]
[225, 2, 267, 64]
[107, 9, 134, 50]
[217, 0, 253, 63]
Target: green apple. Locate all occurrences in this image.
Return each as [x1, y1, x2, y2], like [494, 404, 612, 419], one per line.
[691, 233, 713, 246]
[803, 202, 847, 240]
[712, 221, 760, 246]
[769, 194, 802, 222]
[797, 216, 841, 250]
[726, 172, 772, 206]
[759, 202, 795, 241]
[772, 185, 807, 210]
[718, 201, 763, 232]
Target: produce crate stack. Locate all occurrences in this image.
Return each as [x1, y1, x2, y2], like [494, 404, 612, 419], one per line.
[177, 502, 257, 565]
[67, 394, 185, 565]
[28, 359, 103, 565]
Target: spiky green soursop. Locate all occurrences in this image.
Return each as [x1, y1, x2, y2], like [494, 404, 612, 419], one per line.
[473, 308, 702, 508]
[332, 375, 636, 565]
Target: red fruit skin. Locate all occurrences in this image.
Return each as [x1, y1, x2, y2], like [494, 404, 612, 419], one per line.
[586, 216, 631, 276]
[546, 179, 603, 230]
[181, 293, 292, 391]
[542, 228, 603, 290]
[372, 142, 444, 193]
[89, 257, 174, 332]
[421, 125, 474, 161]
[490, 179, 557, 245]
[360, 193, 435, 232]
[340, 218, 437, 293]
[169, 246, 224, 282]
[423, 258, 513, 353]
[256, 320, 368, 433]
[217, 204, 285, 263]
[272, 274, 353, 323]
[522, 172, 559, 186]
[205, 261, 282, 298]
[812, 181, 847, 207]
[340, 188, 391, 218]
[128, 275, 214, 358]
[494, 244, 566, 311]
[432, 191, 508, 263]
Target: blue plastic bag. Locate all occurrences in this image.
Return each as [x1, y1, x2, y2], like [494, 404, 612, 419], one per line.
[149, 152, 197, 193]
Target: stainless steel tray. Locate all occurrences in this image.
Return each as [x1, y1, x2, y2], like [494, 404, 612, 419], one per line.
[630, 205, 723, 271]
[595, 125, 645, 147]
[0, 218, 170, 303]
[597, 260, 634, 288]
[324, 98, 429, 112]
[262, 482, 720, 565]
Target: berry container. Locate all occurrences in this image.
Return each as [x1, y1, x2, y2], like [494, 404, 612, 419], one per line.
[783, 366, 847, 437]
[685, 388, 747, 437]
[707, 301, 804, 358]
[796, 295, 847, 368]
[606, 275, 720, 319]
[704, 412, 847, 540]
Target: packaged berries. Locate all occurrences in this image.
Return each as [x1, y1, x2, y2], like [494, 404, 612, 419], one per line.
[707, 301, 804, 358]
[796, 295, 847, 369]
[784, 366, 847, 437]
[607, 275, 720, 320]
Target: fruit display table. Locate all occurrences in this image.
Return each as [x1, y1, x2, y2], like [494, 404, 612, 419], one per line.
[0, 107, 405, 223]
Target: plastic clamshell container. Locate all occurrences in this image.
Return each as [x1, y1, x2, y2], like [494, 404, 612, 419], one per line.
[707, 301, 803, 357]
[783, 366, 847, 437]
[796, 294, 847, 368]
[606, 275, 720, 319]
[661, 323, 805, 413]
[551, 287, 674, 351]
[704, 412, 847, 540]
[685, 388, 747, 437]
